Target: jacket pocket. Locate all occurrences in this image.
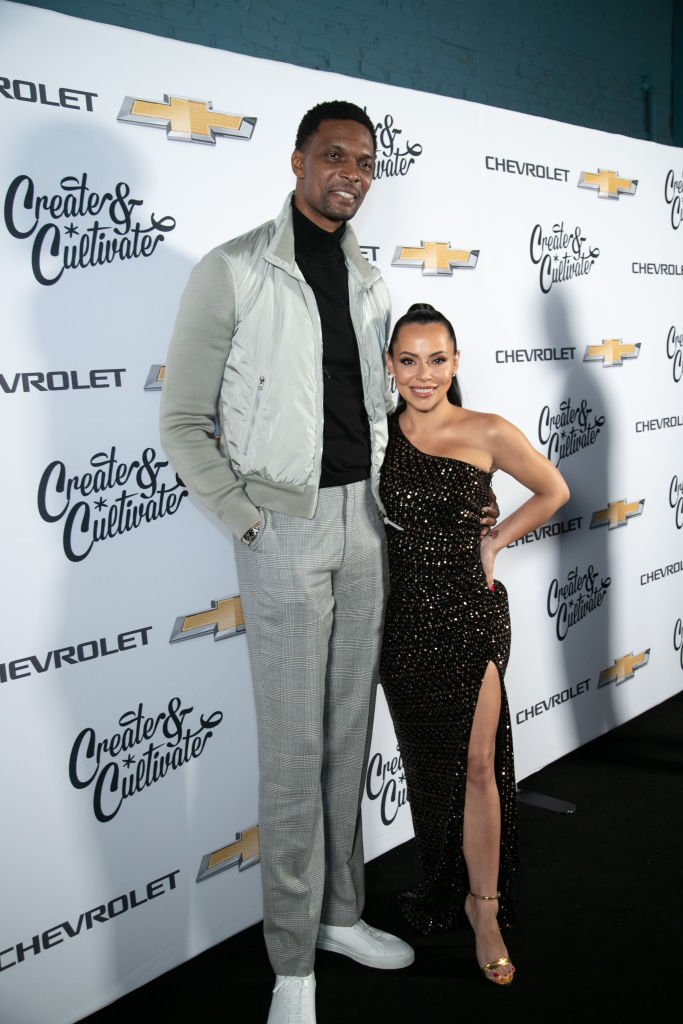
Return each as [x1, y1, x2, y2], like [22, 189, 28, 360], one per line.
[241, 375, 265, 457]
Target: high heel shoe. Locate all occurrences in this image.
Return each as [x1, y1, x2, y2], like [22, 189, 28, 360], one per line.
[467, 891, 516, 987]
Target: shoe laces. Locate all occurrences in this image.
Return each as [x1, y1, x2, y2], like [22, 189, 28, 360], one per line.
[354, 919, 383, 943]
[274, 976, 312, 1024]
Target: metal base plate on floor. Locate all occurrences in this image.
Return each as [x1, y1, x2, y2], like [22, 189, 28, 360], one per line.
[516, 788, 576, 813]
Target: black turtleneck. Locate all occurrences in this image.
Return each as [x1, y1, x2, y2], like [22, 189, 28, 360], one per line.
[292, 201, 371, 488]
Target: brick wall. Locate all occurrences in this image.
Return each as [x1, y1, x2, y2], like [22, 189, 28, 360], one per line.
[11, 0, 678, 144]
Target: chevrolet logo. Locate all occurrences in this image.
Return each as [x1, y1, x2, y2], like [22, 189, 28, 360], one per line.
[197, 826, 260, 882]
[118, 95, 256, 144]
[590, 499, 645, 529]
[583, 338, 640, 366]
[392, 241, 479, 276]
[144, 364, 165, 391]
[597, 650, 650, 688]
[578, 169, 637, 199]
[170, 596, 245, 643]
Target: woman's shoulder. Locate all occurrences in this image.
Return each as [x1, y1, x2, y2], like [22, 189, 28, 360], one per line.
[457, 407, 510, 436]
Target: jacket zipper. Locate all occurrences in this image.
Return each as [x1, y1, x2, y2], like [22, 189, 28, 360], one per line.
[242, 376, 265, 456]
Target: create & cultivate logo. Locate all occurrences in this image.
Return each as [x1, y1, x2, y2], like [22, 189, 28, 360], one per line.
[547, 563, 611, 641]
[538, 396, 605, 466]
[37, 445, 187, 562]
[3, 172, 175, 285]
[529, 220, 600, 293]
[372, 113, 423, 179]
[69, 697, 223, 822]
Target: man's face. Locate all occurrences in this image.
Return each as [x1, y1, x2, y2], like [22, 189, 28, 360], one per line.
[291, 119, 375, 232]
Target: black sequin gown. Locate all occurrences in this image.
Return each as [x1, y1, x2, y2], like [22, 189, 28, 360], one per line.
[379, 414, 518, 935]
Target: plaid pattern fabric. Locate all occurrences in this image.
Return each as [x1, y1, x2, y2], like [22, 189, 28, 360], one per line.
[233, 480, 388, 975]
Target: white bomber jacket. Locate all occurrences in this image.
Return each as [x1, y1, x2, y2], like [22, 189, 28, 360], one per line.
[159, 193, 394, 540]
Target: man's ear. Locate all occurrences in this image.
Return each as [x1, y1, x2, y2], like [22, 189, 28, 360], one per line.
[291, 149, 304, 180]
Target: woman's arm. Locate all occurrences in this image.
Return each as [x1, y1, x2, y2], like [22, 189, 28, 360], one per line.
[479, 415, 570, 589]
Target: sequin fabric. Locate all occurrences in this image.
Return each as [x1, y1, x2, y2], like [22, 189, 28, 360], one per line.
[379, 414, 518, 935]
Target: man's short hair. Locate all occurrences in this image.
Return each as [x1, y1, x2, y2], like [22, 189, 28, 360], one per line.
[295, 100, 376, 152]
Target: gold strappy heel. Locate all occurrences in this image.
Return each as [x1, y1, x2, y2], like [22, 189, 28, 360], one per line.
[467, 891, 516, 987]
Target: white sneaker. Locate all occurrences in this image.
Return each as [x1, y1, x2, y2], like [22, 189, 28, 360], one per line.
[266, 972, 316, 1024]
[316, 919, 414, 969]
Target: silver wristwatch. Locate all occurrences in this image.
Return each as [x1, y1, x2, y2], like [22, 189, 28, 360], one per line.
[241, 522, 261, 546]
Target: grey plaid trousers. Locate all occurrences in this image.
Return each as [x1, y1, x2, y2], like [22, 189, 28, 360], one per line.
[233, 479, 388, 976]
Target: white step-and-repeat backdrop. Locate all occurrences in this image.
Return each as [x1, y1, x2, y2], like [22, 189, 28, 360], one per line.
[1, 2, 682, 1021]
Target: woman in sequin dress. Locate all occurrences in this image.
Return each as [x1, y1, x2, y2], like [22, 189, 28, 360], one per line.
[379, 303, 569, 986]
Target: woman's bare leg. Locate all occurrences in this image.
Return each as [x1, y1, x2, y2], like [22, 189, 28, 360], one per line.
[462, 660, 515, 982]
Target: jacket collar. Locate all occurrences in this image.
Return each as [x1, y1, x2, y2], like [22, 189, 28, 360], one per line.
[266, 192, 381, 287]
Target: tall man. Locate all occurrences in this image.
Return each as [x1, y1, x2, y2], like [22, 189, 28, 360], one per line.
[160, 101, 414, 1024]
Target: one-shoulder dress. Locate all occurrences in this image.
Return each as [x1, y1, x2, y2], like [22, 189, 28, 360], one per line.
[379, 413, 518, 934]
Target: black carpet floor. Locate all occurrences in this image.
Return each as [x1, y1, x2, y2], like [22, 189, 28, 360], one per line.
[82, 688, 683, 1023]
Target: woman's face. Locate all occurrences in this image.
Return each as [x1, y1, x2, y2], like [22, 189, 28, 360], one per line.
[386, 321, 459, 413]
